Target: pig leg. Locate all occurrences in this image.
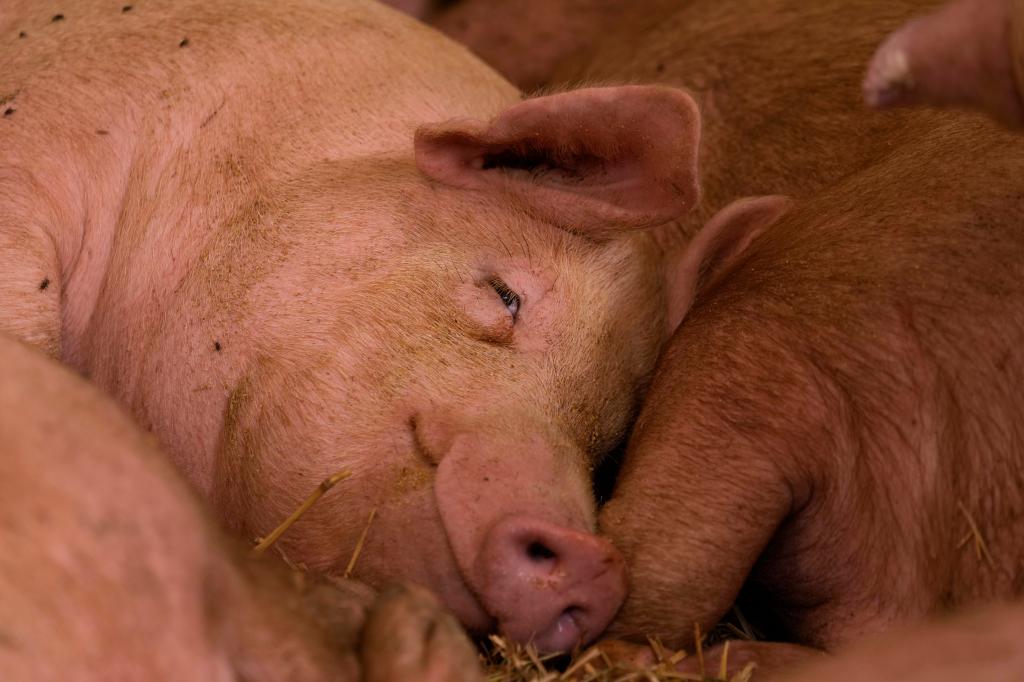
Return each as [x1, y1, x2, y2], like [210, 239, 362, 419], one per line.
[0, 171, 63, 356]
[864, 0, 1024, 127]
[598, 329, 819, 647]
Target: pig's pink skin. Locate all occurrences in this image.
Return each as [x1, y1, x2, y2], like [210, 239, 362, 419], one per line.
[778, 602, 1024, 682]
[0, 0, 718, 650]
[0, 332, 347, 681]
[0, 332, 486, 681]
[601, 112, 1024, 650]
[865, 0, 1024, 127]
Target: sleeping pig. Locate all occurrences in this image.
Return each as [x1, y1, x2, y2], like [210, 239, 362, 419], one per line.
[0, 331, 482, 682]
[598, 89, 1024, 664]
[430, 0, 1024, 669]
[0, 0, 750, 651]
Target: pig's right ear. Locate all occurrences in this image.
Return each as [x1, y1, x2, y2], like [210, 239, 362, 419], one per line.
[665, 195, 792, 333]
[414, 86, 701, 234]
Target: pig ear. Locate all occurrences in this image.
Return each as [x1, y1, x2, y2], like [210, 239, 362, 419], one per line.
[665, 196, 792, 333]
[414, 86, 701, 233]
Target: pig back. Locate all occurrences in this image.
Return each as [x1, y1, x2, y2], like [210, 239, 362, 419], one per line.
[705, 112, 1024, 635]
[555, 0, 946, 241]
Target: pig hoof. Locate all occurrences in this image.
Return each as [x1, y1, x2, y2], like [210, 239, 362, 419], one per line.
[361, 584, 483, 682]
[864, 36, 915, 109]
[301, 575, 378, 652]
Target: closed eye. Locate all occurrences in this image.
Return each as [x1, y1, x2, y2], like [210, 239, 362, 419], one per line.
[487, 276, 521, 321]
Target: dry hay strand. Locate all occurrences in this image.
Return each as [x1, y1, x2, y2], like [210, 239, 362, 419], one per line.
[343, 507, 378, 578]
[481, 628, 756, 682]
[252, 470, 352, 553]
[249, 469, 763, 682]
[956, 500, 994, 567]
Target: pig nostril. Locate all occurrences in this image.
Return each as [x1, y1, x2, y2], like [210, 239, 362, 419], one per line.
[526, 541, 556, 562]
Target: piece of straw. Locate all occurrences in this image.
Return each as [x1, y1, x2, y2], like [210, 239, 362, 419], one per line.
[718, 640, 730, 681]
[957, 500, 994, 567]
[343, 507, 377, 578]
[253, 470, 352, 554]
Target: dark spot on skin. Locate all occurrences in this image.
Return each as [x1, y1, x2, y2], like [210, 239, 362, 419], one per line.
[3, 108, 13, 117]
[39, 278, 49, 291]
[96, 129, 109, 135]
[214, 341, 222, 352]
[122, 5, 133, 12]
[179, 38, 189, 48]
[655, 62, 665, 74]
[18, 31, 27, 39]
[51, 14, 64, 22]
[201, 105, 222, 127]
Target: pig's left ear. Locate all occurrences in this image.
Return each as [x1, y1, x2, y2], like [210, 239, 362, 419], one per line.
[415, 86, 701, 232]
[665, 195, 792, 333]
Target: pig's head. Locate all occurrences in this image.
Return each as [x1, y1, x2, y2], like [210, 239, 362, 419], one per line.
[207, 86, 745, 651]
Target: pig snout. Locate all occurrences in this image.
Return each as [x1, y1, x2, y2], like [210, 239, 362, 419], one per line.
[426, 410, 625, 651]
[477, 515, 627, 653]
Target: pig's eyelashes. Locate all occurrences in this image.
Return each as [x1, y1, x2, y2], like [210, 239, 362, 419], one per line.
[486, 276, 521, 322]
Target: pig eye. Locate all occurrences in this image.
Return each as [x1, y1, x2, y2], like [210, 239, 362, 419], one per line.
[487, 276, 520, 321]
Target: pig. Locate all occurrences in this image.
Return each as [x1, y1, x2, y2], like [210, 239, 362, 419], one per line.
[0, 0, 755, 652]
[0, 331, 482, 682]
[865, 0, 1024, 128]
[434, 0, 944, 248]
[438, 0, 1024, 656]
[597, 95, 1024, 657]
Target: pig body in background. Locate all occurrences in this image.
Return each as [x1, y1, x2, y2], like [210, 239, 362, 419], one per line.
[600, 108, 1024, 653]
[0, 0, 731, 651]
[0, 332, 482, 682]
[436, 0, 941, 245]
